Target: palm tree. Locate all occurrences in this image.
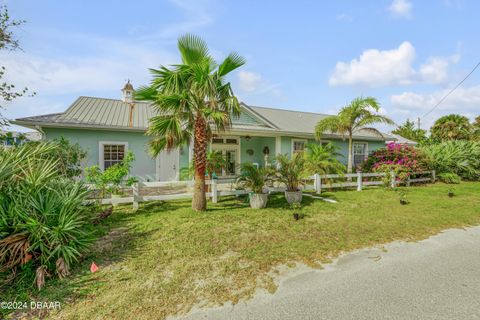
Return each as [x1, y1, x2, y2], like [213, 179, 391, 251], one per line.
[315, 97, 394, 173]
[135, 34, 245, 211]
[303, 143, 346, 176]
[430, 114, 473, 142]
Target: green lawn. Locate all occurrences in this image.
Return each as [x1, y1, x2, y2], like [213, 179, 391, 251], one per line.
[4, 182, 480, 320]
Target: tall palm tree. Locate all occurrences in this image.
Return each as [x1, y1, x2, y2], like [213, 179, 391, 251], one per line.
[430, 114, 473, 142]
[135, 34, 245, 211]
[315, 97, 394, 173]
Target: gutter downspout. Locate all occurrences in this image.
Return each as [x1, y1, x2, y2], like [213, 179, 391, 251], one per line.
[35, 125, 46, 140]
[128, 102, 135, 128]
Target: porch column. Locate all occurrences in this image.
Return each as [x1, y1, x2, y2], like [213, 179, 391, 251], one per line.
[275, 136, 282, 155]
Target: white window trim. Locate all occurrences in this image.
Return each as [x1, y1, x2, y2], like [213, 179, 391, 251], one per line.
[352, 141, 369, 164]
[291, 139, 308, 155]
[210, 136, 241, 177]
[98, 141, 129, 171]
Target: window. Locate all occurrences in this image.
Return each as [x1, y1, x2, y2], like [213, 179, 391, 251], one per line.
[353, 142, 368, 168]
[292, 139, 307, 155]
[100, 142, 127, 170]
[211, 137, 238, 145]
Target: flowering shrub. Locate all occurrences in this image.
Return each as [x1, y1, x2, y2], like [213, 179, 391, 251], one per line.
[362, 143, 425, 186]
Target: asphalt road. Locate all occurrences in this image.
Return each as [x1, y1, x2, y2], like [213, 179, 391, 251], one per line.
[177, 226, 480, 320]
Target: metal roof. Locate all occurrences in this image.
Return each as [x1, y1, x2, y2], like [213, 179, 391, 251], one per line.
[13, 96, 394, 141]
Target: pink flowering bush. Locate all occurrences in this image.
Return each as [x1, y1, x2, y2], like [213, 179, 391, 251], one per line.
[362, 143, 425, 185]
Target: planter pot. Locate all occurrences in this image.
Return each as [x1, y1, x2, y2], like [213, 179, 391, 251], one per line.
[293, 213, 300, 220]
[400, 199, 409, 205]
[285, 191, 302, 204]
[249, 193, 269, 209]
[448, 192, 454, 198]
[111, 194, 123, 207]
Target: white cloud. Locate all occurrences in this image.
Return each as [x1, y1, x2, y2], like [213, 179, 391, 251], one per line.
[390, 85, 480, 126]
[238, 71, 262, 92]
[329, 41, 460, 87]
[388, 0, 413, 19]
[336, 13, 353, 22]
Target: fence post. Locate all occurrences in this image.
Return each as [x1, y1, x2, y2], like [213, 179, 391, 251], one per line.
[314, 174, 322, 194]
[357, 171, 362, 191]
[431, 170, 436, 183]
[132, 182, 139, 211]
[390, 171, 396, 188]
[211, 179, 218, 203]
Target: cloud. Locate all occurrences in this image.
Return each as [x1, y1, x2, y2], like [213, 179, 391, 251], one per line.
[329, 41, 459, 87]
[336, 13, 353, 22]
[388, 0, 413, 19]
[238, 71, 263, 92]
[390, 85, 480, 126]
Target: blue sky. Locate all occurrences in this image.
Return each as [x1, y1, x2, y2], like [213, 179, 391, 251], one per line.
[3, 0, 480, 131]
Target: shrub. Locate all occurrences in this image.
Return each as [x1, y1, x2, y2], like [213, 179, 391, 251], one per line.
[303, 143, 345, 176]
[438, 172, 461, 184]
[419, 141, 480, 180]
[85, 151, 137, 196]
[0, 142, 93, 289]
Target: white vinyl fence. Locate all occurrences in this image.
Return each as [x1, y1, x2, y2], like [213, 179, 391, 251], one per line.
[94, 170, 435, 210]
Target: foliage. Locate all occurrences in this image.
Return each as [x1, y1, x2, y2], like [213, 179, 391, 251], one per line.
[438, 172, 461, 184]
[181, 150, 226, 180]
[275, 153, 306, 191]
[0, 5, 34, 127]
[0, 131, 26, 145]
[303, 143, 345, 176]
[391, 119, 427, 142]
[430, 114, 473, 142]
[373, 163, 411, 187]
[26, 137, 87, 178]
[135, 34, 245, 211]
[236, 163, 273, 194]
[315, 96, 394, 173]
[419, 141, 480, 180]
[0, 142, 93, 290]
[85, 151, 136, 196]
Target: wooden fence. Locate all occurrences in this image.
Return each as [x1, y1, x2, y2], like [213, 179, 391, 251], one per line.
[95, 170, 435, 210]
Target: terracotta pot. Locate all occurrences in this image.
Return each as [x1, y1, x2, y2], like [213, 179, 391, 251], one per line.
[250, 193, 268, 209]
[285, 191, 302, 204]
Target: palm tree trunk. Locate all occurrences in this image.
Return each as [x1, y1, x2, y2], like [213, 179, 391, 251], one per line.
[192, 117, 208, 211]
[347, 133, 353, 174]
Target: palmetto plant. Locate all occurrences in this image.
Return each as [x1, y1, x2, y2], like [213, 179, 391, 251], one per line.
[430, 114, 473, 142]
[303, 143, 346, 176]
[135, 34, 245, 211]
[419, 140, 480, 180]
[315, 97, 394, 173]
[236, 163, 273, 194]
[275, 153, 306, 192]
[0, 142, 93, 289]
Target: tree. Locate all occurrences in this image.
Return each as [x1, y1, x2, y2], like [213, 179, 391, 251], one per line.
[430, 114, 473, 142]
[303, 143, 345, 175]
[135, 34, 245, 211]
[315, 97, 394, 173]
[391, 119, 427, 142]
[0, 5, 33, 127]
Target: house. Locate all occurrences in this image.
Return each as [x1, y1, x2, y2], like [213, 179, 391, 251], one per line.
[386, 134, 417, 146]
[0, 130, 41, 146]
[12, 82, 394, 181]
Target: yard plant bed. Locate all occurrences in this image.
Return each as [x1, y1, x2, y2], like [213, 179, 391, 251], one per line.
[3, 182, 480, 320]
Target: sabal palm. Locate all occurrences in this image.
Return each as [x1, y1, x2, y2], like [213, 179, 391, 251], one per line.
[315, 97, 394, 173]
[135, 34, 245, 211]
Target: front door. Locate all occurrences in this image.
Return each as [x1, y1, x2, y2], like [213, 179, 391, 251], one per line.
[157, 149, 179, 181]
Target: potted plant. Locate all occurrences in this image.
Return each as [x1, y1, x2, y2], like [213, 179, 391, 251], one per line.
[291, 202, 302, 220]
[275, 153, 306, 204]
[236, 163, 273, 209]
[448, 188, 454, 197]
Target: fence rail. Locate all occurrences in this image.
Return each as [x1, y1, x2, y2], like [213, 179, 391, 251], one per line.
[95, 170, 435, 209]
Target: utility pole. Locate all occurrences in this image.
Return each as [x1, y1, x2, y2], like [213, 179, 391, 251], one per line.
[417, 117, 421, 130]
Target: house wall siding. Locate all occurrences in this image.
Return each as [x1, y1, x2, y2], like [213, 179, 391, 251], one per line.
[43, 128, 157, 181]
[240, 136, 276, 167]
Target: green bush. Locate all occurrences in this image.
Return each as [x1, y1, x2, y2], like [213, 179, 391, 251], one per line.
[438, 172, 461, 184]
[0, 142, 93, 290]
[419, 141, 480, 180]
[236, 163, 274, 194]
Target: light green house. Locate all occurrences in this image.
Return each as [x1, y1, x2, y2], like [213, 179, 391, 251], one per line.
[13, 85, 392, 181]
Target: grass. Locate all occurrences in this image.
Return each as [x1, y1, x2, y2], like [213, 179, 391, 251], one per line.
[3, 182, 480, 319]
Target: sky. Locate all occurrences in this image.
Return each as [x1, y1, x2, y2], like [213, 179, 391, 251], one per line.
[3, 0, 480, 132]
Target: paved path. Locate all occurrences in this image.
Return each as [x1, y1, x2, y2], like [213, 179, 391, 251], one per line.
[178, 226, 480, 320]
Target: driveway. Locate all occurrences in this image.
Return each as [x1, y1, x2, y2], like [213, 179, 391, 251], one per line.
[177, 226, 480, 320]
